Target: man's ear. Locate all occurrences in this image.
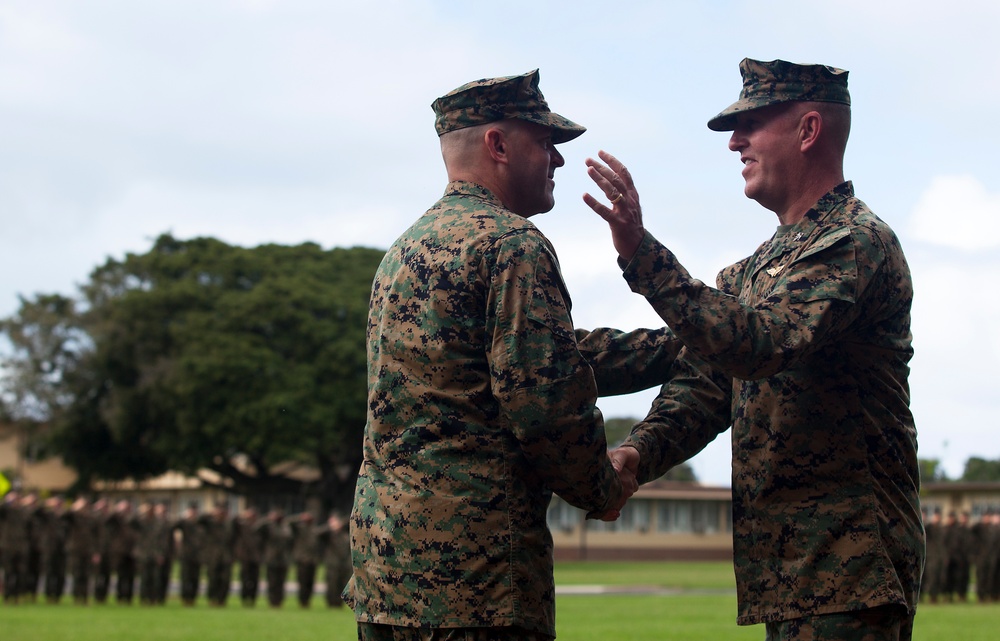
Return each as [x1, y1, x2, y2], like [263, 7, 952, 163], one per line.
[799, 111, 822, 152]
[484, 126, 509, 164]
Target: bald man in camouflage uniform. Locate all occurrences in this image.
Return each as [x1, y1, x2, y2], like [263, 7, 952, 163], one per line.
[345, 70, 677, 641]
[588, 58, 923, 640]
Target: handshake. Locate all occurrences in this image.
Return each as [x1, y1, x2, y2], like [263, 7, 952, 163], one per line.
[596, 446, 641, 522]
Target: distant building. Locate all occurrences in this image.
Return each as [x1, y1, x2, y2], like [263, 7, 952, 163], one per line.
[921, 481, 1000, 518]
[549, 480, 734, 561]
[0, 421, 76, 494]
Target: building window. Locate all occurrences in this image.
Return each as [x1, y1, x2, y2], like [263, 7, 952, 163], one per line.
[547, 497, 582, 533]
[614, 501, 651, 533]
[692, 501, 716, 534]
[655, 499, 731, 534]
[970, 501, 1000, 520]
[657, 500, 693, 533]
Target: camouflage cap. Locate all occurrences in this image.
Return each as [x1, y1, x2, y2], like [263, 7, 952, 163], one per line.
[432, 69, 585, 144]
[707, 58, 850, 132]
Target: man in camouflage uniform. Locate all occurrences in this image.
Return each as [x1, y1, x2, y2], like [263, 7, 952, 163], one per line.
[345, 69, 678, 641]
[21, 493, 42, 602]
[63, 497, 100, 605]
[91, 498, 113, 603]
[921, 509, 945, 603]
[318, 513, 351, 608]
[970, 511, 991, 603]
[234, 506, 265, 606]
[587, 58, 923, 639]
[172, 503, 204, 606]
[135, 502, 173, 605]
[200, 502, 235, 606]
[0, 491, 30, 603]
[944, 511, 972, 602]
[36, 496, 68, 603]
[103, 499, 139, 604]
[261, 508, 292, 608]
[984, 511, 1000, 602]
[290, 511, 321, 608]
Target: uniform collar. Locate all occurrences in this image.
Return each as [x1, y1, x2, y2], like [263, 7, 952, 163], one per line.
[443, 180, 505, 208]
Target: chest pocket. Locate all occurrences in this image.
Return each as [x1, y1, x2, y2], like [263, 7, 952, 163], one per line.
[745, 227, 857, 306]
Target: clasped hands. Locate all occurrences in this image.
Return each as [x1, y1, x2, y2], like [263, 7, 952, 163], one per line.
[596, 446, 641, 522]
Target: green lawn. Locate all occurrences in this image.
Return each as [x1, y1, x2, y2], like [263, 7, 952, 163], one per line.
[1, 562, 996, 640]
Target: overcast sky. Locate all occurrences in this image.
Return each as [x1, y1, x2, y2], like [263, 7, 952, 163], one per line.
[2, 1, 997, 485]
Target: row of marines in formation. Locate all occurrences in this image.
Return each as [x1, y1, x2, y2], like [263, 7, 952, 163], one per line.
[0, 490, 351, 608]
[921, 509, 1000, 604]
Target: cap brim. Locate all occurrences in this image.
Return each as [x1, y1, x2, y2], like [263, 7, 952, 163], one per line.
[708, 97, 805, 131]
[520, 111, 586, 144]
[707, 98, 757, 132]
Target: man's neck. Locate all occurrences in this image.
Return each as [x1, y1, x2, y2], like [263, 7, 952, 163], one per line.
[774, 174, 844, 226]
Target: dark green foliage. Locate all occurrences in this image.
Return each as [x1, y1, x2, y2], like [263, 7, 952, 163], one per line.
[919, 458, 949, 484]
[2, 234, 384, 512]
[961, 457, 1000, 482]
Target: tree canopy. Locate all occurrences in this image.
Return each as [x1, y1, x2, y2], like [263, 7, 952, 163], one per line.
[962, 457, 1000, 482]
[1, 234, 384, 513]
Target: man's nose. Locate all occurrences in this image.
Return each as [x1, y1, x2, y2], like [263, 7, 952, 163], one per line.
[728, 131, 745, 152]
[551, 147, 565, 167]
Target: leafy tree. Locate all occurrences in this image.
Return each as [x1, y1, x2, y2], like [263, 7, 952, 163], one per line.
[961, 457, 1000, 482]
[0, 294, 87, 474]
[1, 234, 384, 513]
[0, 294, 85, 422]
[603, 417, 639, 448]
[659, 462, 698, 483]
[918, 458, 949, 484]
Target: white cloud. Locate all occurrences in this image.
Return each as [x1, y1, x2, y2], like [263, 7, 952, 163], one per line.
[909, 175, 1000, 251]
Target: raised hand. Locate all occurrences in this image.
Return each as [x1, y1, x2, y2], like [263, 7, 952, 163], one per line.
[583, 150, 645, 261]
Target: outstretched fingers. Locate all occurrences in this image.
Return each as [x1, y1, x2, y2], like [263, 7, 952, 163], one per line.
[583, 151, 645, 260]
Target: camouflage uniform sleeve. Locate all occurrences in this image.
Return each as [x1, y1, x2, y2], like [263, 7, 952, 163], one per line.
[622, 230, 860, 379]
[575, 326, 682, 397]
[485, 229, 623, 517]
[623, 346, 732, 484]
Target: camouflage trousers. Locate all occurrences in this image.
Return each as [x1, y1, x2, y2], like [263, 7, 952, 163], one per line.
[239, 561, 260, 603]
[296, 562, 316, 607]
[764, 605, 913, 641]
[1, 549, 27, 600]
[356, 624, 553, 641]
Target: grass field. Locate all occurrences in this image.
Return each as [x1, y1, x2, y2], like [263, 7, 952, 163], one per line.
[1, 562, 996, 640]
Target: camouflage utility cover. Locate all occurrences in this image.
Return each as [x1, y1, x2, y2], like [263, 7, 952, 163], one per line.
[621, 182, 924, 624]
[345, 181, 675, 635]
[708, 58, 850, 132]
[432, 69, 586, 144]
